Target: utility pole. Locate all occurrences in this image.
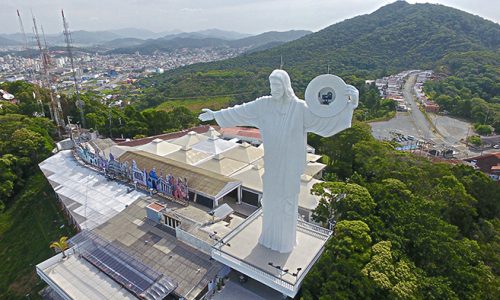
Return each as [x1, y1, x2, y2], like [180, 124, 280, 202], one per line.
[32, 14, 64, 133]
[62, 9, 86, 128]
[108, 109, 112, 138]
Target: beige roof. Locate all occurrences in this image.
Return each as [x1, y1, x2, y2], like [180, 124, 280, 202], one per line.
[103, 145, 136, 159]
[192, 136, 238, 155]
[221, 142, 264, 163]
[89, 138, 116, 153]
[164, 148, 212, 165]
[252, 157, 264, 168]
[298, 175, 323, 211]
[307, 153, 322, 162]
[231, 164, 264, 193]
[169, 131, 208, 148]
[197, 154, 249, 176]
[304, 162, 326, 177]
[203, 126, 221, 138]
[136, 138, 181, 156]
[118, 150, 240, 199]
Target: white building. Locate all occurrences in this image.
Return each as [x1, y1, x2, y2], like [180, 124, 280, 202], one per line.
[37, 126, 331, 299]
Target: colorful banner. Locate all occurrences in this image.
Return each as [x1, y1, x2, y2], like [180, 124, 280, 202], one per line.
[157, 174, 188, 201]
[76, 145, 189, 201]
[75, 144, 189, 201]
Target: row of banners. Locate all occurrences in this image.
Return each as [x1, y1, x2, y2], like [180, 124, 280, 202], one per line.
[76, 145, 189, 201]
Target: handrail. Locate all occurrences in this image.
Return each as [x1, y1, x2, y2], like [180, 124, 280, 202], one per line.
[212, 208, 262, 249]
[212, 248, 295, 290]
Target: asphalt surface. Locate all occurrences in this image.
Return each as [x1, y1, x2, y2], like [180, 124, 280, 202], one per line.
[370, 74, 476, 158]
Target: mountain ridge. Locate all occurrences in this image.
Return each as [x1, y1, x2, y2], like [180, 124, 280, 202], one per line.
[107, 30, 312, 54]
[133, 1, 500, 108]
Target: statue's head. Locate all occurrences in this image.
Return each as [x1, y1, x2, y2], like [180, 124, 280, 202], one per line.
[269, 69, 296, 100]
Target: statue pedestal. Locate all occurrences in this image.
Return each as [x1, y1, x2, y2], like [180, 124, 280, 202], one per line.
[211, 209, 332, 298]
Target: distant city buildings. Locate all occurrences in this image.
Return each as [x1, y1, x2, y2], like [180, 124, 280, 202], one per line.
[413, 70, 440, 113]
[373, 69, 439, 113]
[0, 47, 244, 95]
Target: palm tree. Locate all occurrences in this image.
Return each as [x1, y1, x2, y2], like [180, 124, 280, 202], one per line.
[50, 236, 69, 258]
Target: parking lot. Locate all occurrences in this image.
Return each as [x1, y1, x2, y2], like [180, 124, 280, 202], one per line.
[369, 74, 475, 158]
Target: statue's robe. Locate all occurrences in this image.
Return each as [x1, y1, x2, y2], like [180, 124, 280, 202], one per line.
[214, 95, 355, 252]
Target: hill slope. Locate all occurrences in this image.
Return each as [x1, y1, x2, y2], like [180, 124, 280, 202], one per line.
[0, 36, 20, 46]
[134, 1, 500, 108]
[109, 30, 311, 54]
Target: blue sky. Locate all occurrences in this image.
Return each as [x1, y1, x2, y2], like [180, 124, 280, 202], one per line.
[2, 0, 499, 34]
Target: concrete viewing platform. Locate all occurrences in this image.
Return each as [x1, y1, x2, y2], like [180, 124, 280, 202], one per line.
[211, 209, 332, 298]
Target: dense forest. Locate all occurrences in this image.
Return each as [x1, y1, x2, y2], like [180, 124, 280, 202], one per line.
[0, 82, 76, 299]
[424, 51, 500, 133]
[302, 123, 499, 299]
[0, 83, 56, 207]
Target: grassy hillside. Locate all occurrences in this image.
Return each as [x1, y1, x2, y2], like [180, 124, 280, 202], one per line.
[156, 95, 233, 112]
[0, 172, 75, 299]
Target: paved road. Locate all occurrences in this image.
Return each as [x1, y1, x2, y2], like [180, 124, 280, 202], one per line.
[371, 74, 431, 141]
[370, 73, 475, 158]
[403, 74, 436, 141]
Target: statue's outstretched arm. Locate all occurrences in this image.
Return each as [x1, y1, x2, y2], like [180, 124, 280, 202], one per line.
[198, 109, 215, 122]
[199, 98, 263, 128]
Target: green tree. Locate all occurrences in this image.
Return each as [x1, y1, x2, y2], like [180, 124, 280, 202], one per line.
[317, 122, 373, 178]
[312, 182, 376, 227]
[49, 236, 69, 258]
[8, 128, 52, 167]
[302, 220, 375, 300]
[0, 101, 20, 115]
[474, 124, 493, 135]
[451, 164, 500, 220]
[0, 154, 17, 203]
[431, 175, 477, 236]
[362, 241, 419, 299]
[469, 135, 483, 147]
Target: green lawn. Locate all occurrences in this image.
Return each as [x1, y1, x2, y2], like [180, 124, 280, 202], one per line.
[0, 171, 76, 299]
[156, 96, 233, 112]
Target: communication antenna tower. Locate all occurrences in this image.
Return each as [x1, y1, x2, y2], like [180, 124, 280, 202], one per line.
[41, 25, 50, 52]
[16, 10, 28, 50]
[62, 9, 86, 128]
[32, 14, 65, 131]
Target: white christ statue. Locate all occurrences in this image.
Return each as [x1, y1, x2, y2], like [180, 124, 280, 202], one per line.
[199, 69, 358, 253]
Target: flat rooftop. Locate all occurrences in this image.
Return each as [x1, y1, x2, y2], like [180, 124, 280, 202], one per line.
[37, 252, 137, 300]
[92, 197, 224, 299]
[212, 209, 331, 298]
[39, 150, 144, 230]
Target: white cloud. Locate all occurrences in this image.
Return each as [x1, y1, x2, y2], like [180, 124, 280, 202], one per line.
[0, 0, 498, 34]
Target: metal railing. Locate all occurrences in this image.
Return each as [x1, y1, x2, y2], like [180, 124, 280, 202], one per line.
[211, 248, 295, 291]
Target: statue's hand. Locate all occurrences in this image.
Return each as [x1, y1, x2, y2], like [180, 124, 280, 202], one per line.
[346, 85, 359, 108]
[199, 108, 215, 122]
